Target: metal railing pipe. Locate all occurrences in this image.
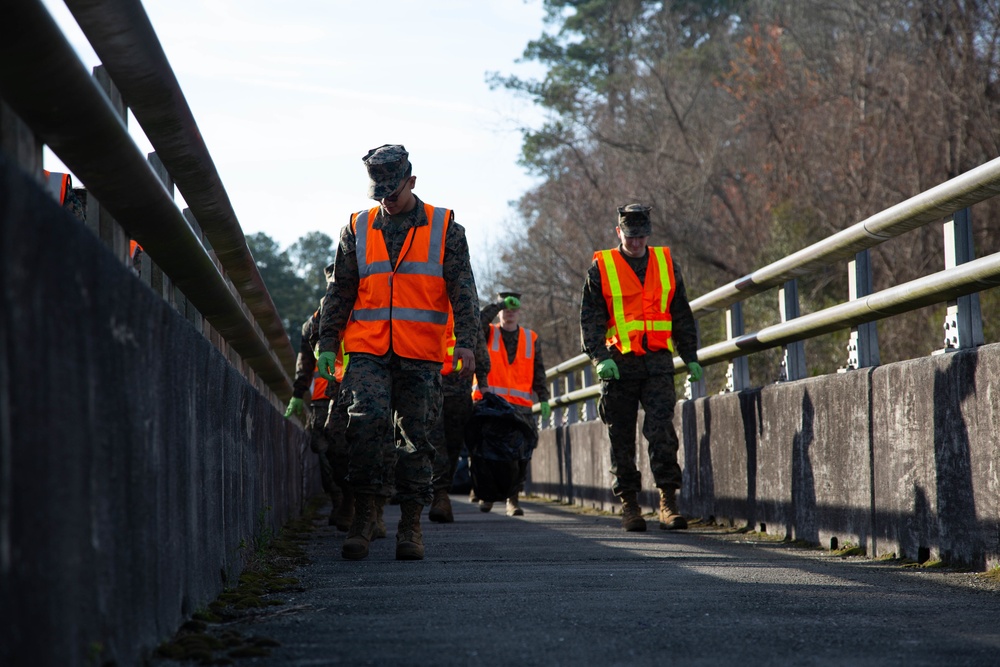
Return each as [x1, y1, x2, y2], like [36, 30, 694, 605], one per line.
[543, 254, 1000, 408]
[689, 251, 1000, 367]
[0, 0, 292, 396]
[690, 156, 1000, 317]
[62, 0, 295, 375]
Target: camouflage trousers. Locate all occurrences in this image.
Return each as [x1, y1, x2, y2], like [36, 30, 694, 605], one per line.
[598, 373, 682, 495]
[313, 397, 349, 498]
[430, 392, 475, 492]
[339, 353, 442, 506]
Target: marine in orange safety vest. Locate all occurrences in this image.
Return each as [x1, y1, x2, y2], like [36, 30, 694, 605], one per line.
[579, 203, 703, 534]
[314, 144, 480, 562]
[471, 291, 550, 517]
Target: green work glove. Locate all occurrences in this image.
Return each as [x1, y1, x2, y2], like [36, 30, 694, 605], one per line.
[316, 350, 337, 381]
[284, 397, 305, 419]
[596, 359, 620, 380]
[503, 295, 521, 310]
[687, 361, 704, 383]
[540, 401, 551, 420]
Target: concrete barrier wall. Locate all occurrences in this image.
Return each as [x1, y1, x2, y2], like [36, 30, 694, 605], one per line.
[0, 156, 312, 666]
[530, 347, 1000, 569]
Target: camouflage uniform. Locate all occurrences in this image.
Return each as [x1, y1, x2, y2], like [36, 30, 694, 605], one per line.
[479, 299, 550, 491]
[579, 236, 699, 497]
[431, 313, 490, 493]
[292, 313, 347, 500]
[319, 196, 480, 506]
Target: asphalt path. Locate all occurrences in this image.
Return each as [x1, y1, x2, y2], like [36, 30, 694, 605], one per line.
[220, 495, 1000, 666]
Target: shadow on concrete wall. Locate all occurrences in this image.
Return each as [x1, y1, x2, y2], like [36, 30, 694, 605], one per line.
[933, 351, 982, 568]
[740, 391, 761, 530]
[791, 391, 817, 543]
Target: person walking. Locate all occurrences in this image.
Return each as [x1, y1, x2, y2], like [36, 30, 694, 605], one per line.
[285, 298, 352, 529]
[426, 308, 490, 523]
[474, 292, 551, 516]
[316, 144, 479, 561]
[579, 203, 703, 532]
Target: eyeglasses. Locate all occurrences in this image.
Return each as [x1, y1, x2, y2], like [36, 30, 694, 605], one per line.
[381, 177, 411, 204]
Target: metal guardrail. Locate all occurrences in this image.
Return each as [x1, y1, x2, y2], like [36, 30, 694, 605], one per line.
[0, 0, 295, 398]
[539, 157, 1000, 418]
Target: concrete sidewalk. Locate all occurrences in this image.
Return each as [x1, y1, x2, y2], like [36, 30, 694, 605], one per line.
[185, 495, 1000, 666]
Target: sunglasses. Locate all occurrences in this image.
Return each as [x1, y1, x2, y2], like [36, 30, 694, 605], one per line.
[381, 177, 411, 204]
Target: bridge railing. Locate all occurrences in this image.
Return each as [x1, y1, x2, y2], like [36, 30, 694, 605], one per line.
[0, 0, 295, 405]
[536, 156, 1000, 426]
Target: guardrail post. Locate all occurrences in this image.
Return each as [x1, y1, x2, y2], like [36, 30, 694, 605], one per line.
[583, 365, 597, 421]
[564, 372, 578, 425]
[91, 66, 131, 269]
[939, 208, 983, 351]
[182, 209, 206, 331]
[779, 279, 807, 381]
[724, 303, 750, 392]
[684, 321, 706, 399]
[0, 97, 42, 177]
[843, 250, 880, 370]
[148, 152, 188, 315]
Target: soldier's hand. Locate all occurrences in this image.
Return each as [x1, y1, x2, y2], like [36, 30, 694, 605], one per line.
[284, 397, 305, 419]
[539, 401, 551, 421]
[454, 347, 475, 378]
[316, 351, 338, 381]
[503, 295, 521, 310]
[687, 361, 704, 383]
[596, 359, 620, 380]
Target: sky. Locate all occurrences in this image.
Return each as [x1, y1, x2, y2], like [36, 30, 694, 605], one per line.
[41, 0, 550, 269]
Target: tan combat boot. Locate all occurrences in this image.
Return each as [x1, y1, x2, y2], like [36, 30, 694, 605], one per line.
[658, 487, 688, 530]
[341, 493, 376, 560]
[332, 488, 355, 532]
[505, 493, 524, 517]
[620, 491, 647, 532]
[373, 496, 387, 539]
[396, 500, 425, 560]
[428, 488, 455, 523]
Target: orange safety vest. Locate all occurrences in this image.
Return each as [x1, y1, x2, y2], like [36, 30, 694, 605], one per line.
[343, 204, 451, 362]
[311, 340, 347, 400]
[595, 246, 676, 356]
[473, 324, 536, 407]
[43, 170, 70, 205]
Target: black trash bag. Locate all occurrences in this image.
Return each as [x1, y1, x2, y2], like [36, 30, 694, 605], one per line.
[450, 446, 473, 495]
[465, 393, 538, 502]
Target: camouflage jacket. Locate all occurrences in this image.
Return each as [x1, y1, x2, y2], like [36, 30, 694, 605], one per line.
[480, 302, 550, 402]
[579, 246, 699, 377]
[318, 197, 480, 363]
[292, 309, 323, 399]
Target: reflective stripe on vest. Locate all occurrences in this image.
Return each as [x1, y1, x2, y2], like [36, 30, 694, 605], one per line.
[595, 246, 675, 356]
[479, 324, 536, 407]
[344, 204, 451, 361]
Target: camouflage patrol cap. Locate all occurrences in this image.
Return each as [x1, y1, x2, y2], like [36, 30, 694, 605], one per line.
[617, 203, 652, 237]
[362, 144, 412, 199]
